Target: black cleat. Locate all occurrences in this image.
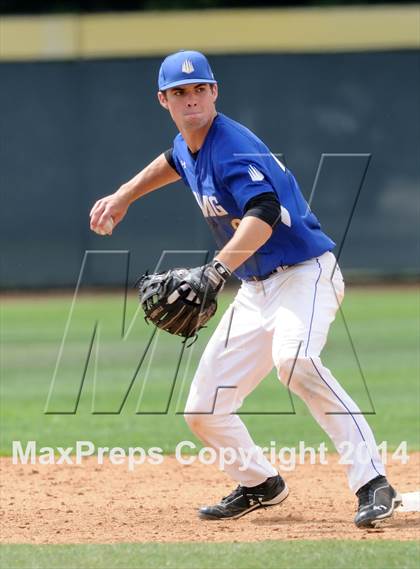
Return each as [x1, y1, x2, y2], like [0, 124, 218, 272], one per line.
[354, 475, 402, 528]
[198, 474, 289, 520]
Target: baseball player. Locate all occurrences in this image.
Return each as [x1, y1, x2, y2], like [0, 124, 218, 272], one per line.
[90, 50, 401, 528]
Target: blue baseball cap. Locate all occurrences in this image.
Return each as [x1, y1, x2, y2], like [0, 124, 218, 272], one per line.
[158, 50, 216, 91]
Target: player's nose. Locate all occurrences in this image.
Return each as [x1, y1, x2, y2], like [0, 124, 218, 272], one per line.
[186, 94, 198, 107]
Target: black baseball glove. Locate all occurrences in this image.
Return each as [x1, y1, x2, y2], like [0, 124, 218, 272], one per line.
[136, 260, 231, 339]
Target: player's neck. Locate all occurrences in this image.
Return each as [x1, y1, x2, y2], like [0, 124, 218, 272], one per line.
[179, 111, 217, 153]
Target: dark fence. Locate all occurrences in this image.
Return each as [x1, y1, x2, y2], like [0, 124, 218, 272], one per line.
[1, 50, 419, 288]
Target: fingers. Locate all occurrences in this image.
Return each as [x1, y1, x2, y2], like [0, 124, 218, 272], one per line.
[98, 210, 113, 228]
[89, 194, 128, 235]
[90, 200, 106, 228]
[90, 197, 115, 233]
[89, 201, 100, 218]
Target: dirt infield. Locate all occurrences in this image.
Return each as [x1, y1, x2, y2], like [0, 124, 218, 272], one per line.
[1, 454, 419, 544]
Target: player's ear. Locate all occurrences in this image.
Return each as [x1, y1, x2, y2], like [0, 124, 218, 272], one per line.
[211, 83, 218, 103]
[158, 91, 169, 110]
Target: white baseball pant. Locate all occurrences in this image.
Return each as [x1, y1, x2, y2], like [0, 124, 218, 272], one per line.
[184, 251, 385, 493]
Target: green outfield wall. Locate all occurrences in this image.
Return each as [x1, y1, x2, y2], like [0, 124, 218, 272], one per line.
[1, 7, 419, 287]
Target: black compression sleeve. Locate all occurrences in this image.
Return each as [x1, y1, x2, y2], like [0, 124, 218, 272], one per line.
[163, 148, 178, 174]
[243, 192, 281, 228]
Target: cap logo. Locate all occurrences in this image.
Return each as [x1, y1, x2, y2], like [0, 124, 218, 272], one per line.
[181, 59, 195, 74]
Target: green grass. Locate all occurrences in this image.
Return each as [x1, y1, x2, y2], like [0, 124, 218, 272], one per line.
[1, 541, 419, 569]
[1, 287, 419, 455]
[1, 292, 419, 568]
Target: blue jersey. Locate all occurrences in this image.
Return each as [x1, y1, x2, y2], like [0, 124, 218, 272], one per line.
[171, 113, 335, 281]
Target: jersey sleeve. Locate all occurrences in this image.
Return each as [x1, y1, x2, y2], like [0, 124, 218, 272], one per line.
[171, 137, 192, 188]
[243, 191, 281, 228]
[164, 146, 186, 178]
[214, 133, 277, 213]
[163, 148, 179, 174]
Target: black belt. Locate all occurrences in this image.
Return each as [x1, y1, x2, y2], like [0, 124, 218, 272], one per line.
[247, 264, 293, 282]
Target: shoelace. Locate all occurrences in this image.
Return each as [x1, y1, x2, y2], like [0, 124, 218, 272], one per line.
[221, 485, 243, 503]
[221, 485, 266, 508]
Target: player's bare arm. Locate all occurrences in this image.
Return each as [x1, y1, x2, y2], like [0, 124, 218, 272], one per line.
[215, 216, 273, 272]
[90, 153, 180, 234]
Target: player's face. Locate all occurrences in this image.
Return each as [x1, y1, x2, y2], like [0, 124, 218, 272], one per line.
[158, 83, 218, 131]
